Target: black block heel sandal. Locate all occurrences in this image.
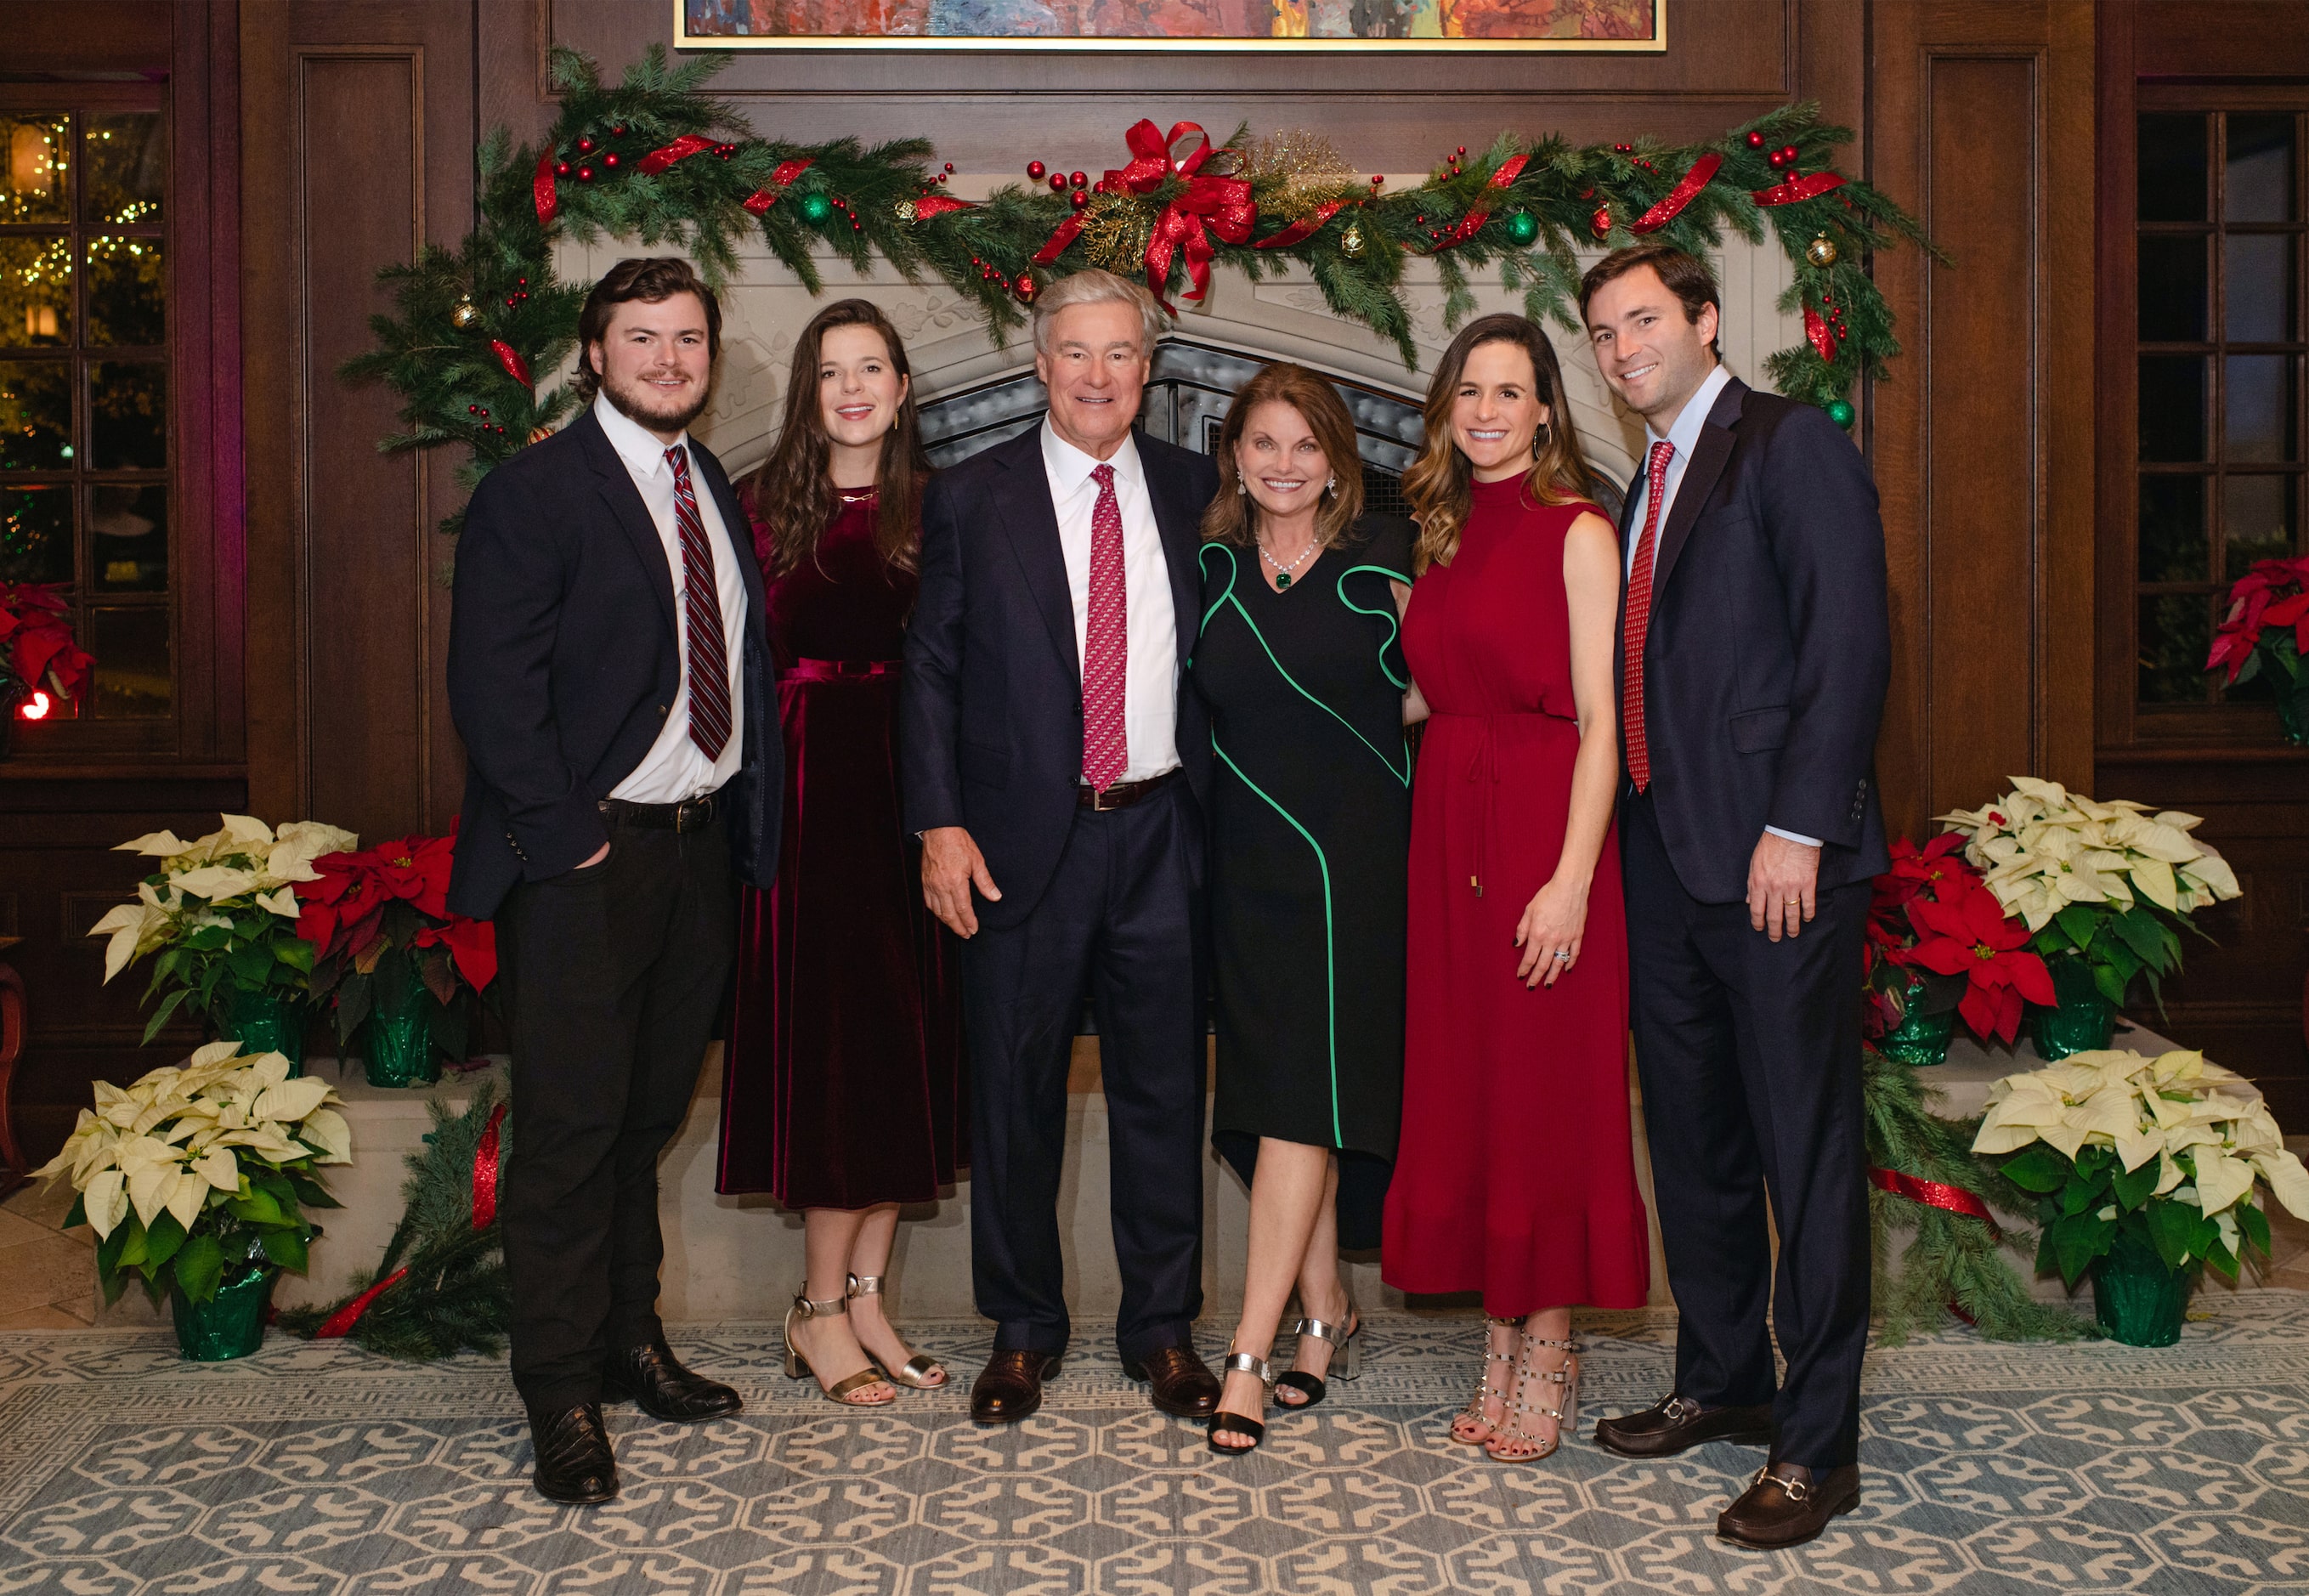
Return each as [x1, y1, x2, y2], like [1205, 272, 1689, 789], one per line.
[1206, 1350, 1272, 1457]
[1275, 1304, 1361, 1409]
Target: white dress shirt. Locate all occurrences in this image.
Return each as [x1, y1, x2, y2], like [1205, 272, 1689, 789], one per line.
[595, 393, 747, 805]
[1041, 418, 1180, 783]
[1631, 362, 1819, 848]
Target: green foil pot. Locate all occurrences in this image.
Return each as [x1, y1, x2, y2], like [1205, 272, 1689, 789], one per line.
[1877, 973, 1955, 1067]
[171, 1265, 276, 1361]
[360, 986, 438, 1089]
[214, 987, 309, 1075]
[2030, 954, 2116, 1061]
[2091, 1231, 2190, 1347]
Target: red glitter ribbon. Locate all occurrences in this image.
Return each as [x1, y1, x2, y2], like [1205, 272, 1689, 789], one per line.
[1254, 199, 1348, 250]
[1804, 306, 1839, 362]
[1032, 215, 1084, 265]
[909, 194, 976, 220]
[533, 150, 559, 227]
[1752, 169, 1847, 207]
[1032, 120, 1252, 309]
[1435, 154, 1531, 248]
[1631, 152, 1722, 235]
[743, 157, 816, 215]
[1869, 1166, 2001, 1238]
[637, 133, 717, 176]
[315, 1267, 410, 1338]
[489, 340, 533, 390]
[472, 1101, 507, 1231]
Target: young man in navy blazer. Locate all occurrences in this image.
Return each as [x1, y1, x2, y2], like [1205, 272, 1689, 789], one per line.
[902, 269, 1223, 1426]
[446, 258, 781, 1504]
[1581, 244, 1890, 1548]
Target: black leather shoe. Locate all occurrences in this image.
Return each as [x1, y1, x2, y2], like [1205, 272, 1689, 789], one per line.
[1123, 1344, 1222, 1419]
[971, 1349, 1061, 1424]
[1718, 1462, 1861, 1548]
[1594, 1394, 1775, 1457]
[528, 1401, 618, 1504]
[603, 1338, 743, 1423]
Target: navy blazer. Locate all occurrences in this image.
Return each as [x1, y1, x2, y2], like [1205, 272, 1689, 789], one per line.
[900, 425, 1218, 930]
[1617, 376, 1891, 903]
[444, 408, 782, 920]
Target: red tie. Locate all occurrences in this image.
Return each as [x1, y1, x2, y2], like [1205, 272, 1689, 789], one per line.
[1081, 462, 1129, 792]
[1622, 439, 1675, 793]
[665, 444, 732, 761]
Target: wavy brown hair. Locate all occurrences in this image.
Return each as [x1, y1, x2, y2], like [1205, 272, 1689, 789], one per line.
[1201, 364, 1366, 549]
[742, 299, 929, 576]
[1404, 314, 1596, 572]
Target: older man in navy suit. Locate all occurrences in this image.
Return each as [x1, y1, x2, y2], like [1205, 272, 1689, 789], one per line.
[902, 269, 1222, 1427]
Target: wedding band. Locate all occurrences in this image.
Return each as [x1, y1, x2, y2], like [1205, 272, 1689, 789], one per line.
[1785, 897, 1800, 905]
[1553, 951, 1570, 960]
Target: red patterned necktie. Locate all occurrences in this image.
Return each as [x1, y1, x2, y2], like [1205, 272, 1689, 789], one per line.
[1621, 439, 1675, 794]
[665, 444, 732, 761]
[1081, 461, 1129, 793]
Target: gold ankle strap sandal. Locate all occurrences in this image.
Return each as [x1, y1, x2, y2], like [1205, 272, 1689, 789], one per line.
[1485, 1336, 1580, 1463]
[846, 1273, 948, 1389]
[1452, 1316, 1520, 1445]
[784, 1289, 893, 1406]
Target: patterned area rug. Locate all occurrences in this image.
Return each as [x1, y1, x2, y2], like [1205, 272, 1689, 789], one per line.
[3, 1296, 2307, 1594]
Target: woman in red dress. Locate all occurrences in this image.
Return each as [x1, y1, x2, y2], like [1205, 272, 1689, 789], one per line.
[718, 300, 965, 1407]
[1382, 314, 1650, 1462]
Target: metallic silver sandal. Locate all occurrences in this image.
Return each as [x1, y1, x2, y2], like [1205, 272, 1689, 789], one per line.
[1485, 1336, 1580, 1463]
[846, 1273, 948, 1389]
[1275, 1299, 1361, 1409]
[1452, 1316, 1520, 1445]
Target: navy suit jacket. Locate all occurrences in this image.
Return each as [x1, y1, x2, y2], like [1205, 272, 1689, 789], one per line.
[444, 408, 782, 920]
[900, 425, 1218, 930]
[1618, 376, 1891, 903]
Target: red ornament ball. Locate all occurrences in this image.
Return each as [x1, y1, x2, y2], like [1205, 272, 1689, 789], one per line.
[1746, 130, 1767, 149]
[1456, 145, 1466, 156]
[478, 407, 489, 418]
[1015, 272, 1038, 304]
[576, 166, 594, 182]
[1780, 145, 1800, 164]
[1028, 160, 1046, 179]
[1070, 190, 1088, 211]
[555, 161, 570, 177]
[1070, 171, 1087, 190]
[1767, 150, 1788, 170]
[610, 125, 625, 137]
[467, 405, 478, 414]
[576, 136, 595, 154]
[1591, 203, 1612, 239]
[1050, 173, 1067, 191]
[943, 161, 955, 173]
[1370, 174, 1384, 187]
[603, 152, 620, 168]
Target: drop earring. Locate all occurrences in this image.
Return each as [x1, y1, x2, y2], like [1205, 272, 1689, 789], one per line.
[1325, 475, 1338, 496]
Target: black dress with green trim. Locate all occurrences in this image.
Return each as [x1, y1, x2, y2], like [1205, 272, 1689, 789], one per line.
[1188, 512, 1416, 1250]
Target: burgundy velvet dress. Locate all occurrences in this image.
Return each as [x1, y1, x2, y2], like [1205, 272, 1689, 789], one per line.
[1380, 479, 1650, 1316]
[716, 490, 965, 1208]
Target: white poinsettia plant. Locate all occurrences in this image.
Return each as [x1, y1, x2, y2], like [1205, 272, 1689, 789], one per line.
[1974, 1046, 2309, 1287]
[35, 1040, 349, 1305]
[88, 813, 359, 1042]
[1935, 778, 2242, 1010]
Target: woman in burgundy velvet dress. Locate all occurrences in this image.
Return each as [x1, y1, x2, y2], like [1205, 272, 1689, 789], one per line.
[718, 299, 964, 1407]
[1381, 314, 1650, 1463]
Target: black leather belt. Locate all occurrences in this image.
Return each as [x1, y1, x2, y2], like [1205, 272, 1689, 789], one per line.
[1077, 769, 1178, 812]
[600, 792, 722, 832]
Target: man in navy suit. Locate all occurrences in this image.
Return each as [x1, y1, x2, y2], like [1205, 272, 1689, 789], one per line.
[447, 258, 780, 1504]
[902, 269, 1222, 1426]
[1580, 244, 1890, 1548]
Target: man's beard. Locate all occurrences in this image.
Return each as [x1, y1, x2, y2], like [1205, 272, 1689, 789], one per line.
[602, 365, 711, 434]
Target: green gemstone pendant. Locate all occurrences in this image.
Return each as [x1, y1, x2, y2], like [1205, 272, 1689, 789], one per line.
[1275, 572, 1292, 591]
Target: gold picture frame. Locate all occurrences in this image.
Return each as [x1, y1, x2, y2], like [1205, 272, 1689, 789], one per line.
[675, 0, 1665, 52]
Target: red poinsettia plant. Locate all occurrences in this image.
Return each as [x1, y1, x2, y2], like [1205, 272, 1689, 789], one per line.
[0, 581, 93, 721]
[2205, 553, 2309, 744]
[1865, 834, 1980, 1040]
[294, 827, 496, 1060]
[1902, 877, 2058, 1046]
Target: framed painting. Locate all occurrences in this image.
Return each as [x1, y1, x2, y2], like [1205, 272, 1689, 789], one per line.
[676, 0, 1663, 51]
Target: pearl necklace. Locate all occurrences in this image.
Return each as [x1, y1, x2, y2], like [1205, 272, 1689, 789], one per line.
[1259, 538, 1318, 590]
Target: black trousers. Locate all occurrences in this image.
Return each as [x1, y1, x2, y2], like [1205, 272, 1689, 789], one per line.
[1621, 790, 1871, 1471]
[962, 779, 1207, 1363]
[495, 812, 737, 1412]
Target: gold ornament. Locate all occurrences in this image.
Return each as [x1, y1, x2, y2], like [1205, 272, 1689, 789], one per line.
[1806, 233, 1839, 269]
[1339, 221, 1367, 259]
[894, 197, 919, 222]
[1078, 201, 1154, 275]
[450, 295, 482, 330]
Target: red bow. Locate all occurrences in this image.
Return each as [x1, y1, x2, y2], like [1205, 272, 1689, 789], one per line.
[1033, 121, 1254, 311]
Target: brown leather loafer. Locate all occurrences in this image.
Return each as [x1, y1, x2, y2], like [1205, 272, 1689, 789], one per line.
[971, 1349, 1060, 1424]
[1718, 1462, 1861, 1548]
[1123, 1344, 1222, 1418]
[1594, 1394, 1775, 1458]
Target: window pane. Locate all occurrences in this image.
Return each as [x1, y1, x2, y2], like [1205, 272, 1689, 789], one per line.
[2225, 354, 2298, 461]
[87, 605, 170, 719]
[88, 483, 164, 591]
[2225, 473, 2298, 580]
[2139, 355, 2208, 461]
[2141, 114, 2210, 222]
[2140, 476, 2209, 582]
[2138, 594, 2214, 704]
[0, 114, 70, 225]
[85, 237, 163, 348]
[0, 360, 72, 471]
[2225, 235, 2297, 342]
[2227, 113, 2297, 224]
[0, 483, 72, 583]
[2140, 235, 2209, 342]
[0, 236, 72, 348]
[82, 112, 165, 229]
[89, 361, 163, 469]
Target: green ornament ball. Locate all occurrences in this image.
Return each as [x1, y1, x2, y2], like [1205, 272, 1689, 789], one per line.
[1826, 398, 1856, 427]
[800, 191, 833, 224]
[1506, 209, 1539, 246]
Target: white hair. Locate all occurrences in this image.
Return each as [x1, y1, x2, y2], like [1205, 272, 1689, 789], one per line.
[1031, 268, 1168, 358]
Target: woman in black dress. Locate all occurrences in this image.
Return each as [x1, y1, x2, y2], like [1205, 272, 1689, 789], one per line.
[1191, 363, 1418, 1454]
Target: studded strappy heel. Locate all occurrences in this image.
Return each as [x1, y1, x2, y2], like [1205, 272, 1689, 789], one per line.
[784, 1289, 896, 1406]
[1275, 1298, 1361, 1410]
[1207, 1349, 1274, 1457]
[846, 1272, 948, 1389]
[1452, 1316, 1520, 1445]
[1485, 1335, 1579, 1463]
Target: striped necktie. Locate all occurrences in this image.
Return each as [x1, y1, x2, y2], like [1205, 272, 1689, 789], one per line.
[665, 444, 732, 761]
[1081, 462, 1129, 792]
[1621, 439, 1674, 793]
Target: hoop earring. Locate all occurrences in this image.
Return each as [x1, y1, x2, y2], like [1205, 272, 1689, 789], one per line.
[1532, 421, 1552, 458]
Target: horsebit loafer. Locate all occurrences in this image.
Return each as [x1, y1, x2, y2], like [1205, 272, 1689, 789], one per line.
[528, 1401, 618, 1504]
[603, 1338, 744, 1423]
[1718, 1461, 1861, 1548]
[1123, 1344, 1223, 1419]
[1594, 1394, 1775, 1458]
[971, 1349, 1061, 1424]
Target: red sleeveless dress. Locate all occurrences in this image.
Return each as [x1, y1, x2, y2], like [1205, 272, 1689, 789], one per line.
[1381, 478, 1650, 1315]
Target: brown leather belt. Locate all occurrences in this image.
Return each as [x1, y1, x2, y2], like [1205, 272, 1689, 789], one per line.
[600, 792, 722, 832]
[1077, 769, 1178, 812]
